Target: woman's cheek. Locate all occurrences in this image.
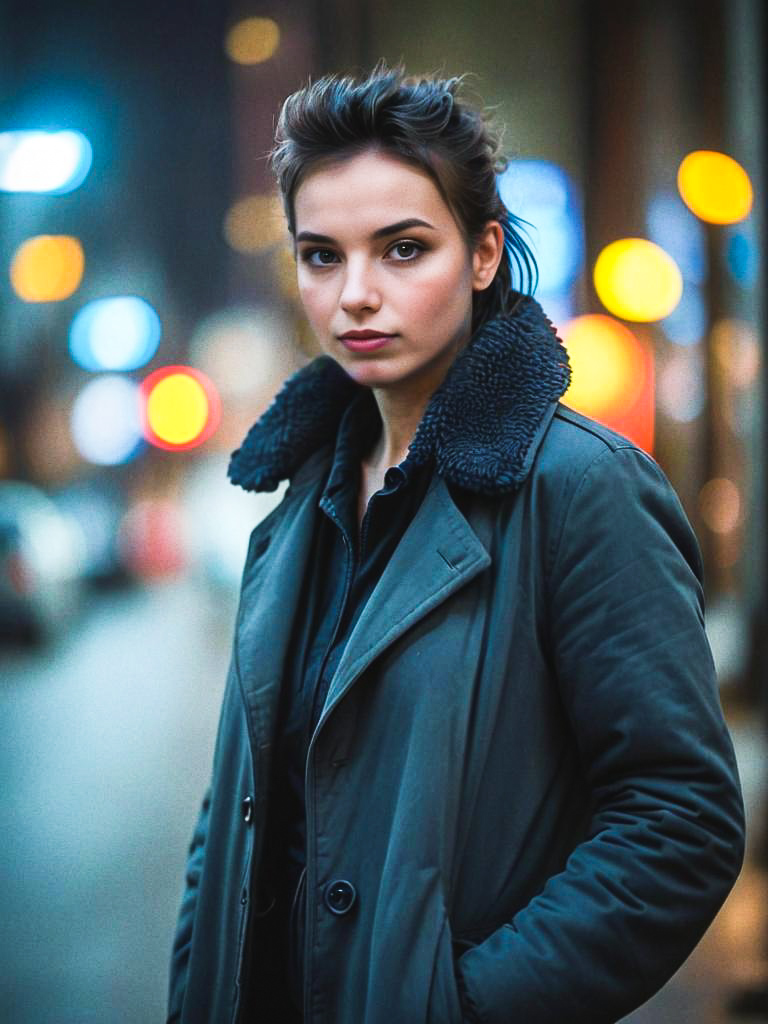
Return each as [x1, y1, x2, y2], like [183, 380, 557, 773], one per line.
[298, 282, 333, 328]
[410, 262, 471, 321]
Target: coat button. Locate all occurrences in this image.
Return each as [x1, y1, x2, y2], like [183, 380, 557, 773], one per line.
[323, 879, 357, 915]
[241, 795, 254, 824]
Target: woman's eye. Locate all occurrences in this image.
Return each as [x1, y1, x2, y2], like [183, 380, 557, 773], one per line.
[389, 241, 423, 260]
[302, 249, 338, 266]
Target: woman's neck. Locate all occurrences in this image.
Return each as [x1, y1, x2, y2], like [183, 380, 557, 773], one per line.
[362, 328, 471, 471]
[364, 384, 429, 471]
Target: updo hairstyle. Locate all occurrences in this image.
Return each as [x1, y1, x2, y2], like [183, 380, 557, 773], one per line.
[269, 61, 537, 335]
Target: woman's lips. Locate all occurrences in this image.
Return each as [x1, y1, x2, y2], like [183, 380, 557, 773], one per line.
[339, 334, 394, 352]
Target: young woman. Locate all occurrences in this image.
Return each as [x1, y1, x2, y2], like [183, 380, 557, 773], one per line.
[168, 64, 745, 1024]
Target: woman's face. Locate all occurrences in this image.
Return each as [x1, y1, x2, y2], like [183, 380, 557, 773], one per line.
[293, 148, 502, 393]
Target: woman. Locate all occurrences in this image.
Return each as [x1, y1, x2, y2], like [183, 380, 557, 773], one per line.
[168, 64, 745, 1024]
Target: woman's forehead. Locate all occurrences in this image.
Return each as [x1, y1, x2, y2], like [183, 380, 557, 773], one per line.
[294, 149, 452, 234]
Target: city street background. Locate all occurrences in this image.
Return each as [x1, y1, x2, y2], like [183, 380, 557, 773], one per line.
[1, 0, 765, 1020]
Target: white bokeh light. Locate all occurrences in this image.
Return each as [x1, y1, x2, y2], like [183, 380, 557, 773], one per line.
[70, 376, 143, 465]
[0, 130, 93, 194]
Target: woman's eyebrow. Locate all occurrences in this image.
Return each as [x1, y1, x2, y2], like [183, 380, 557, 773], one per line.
[295, 218, 437, 244]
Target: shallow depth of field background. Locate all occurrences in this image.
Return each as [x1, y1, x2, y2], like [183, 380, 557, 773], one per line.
[0, 2, 765, 1021]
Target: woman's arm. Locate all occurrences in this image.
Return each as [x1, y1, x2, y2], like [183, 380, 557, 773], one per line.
[456, 445, 746, 1024]
[167, 787, 211, 1023]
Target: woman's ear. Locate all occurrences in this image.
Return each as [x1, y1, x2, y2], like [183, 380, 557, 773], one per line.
[471, 221, 505, 292]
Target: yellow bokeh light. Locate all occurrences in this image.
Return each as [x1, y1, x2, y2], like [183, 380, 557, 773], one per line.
[146, 373, 210, 446]
[10, 235, 84, 302]
[678, 150, 753, 224]
[274, 242, 299, 299]
[225, 17, 280, 65]
[224, 194, 287, 254]
[594, 238, 682, 322]
[561, 314, 646, 420]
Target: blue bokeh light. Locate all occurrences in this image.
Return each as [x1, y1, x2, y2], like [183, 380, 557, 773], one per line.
[0, 130, 93, 194]
[725, 227, 759, 289]
[69, 296, 162, 372]
[497, 160, 584, 296]
[661, 284, 708, 346]
[646, 192, 707, 285]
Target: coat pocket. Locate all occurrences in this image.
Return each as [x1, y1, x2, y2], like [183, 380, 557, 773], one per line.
[426, 912, 464, 1024]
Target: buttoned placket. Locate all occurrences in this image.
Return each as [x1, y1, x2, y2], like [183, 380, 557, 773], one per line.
[300, 462, 413, 1020]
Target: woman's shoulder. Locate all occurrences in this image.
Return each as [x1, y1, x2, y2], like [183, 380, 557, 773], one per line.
[546, 403, 649, 459]
[533, 402, 665, 488]
[527, 403, 692, 546]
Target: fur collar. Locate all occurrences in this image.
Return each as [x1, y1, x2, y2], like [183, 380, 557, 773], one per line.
[228, 296, 571, 496]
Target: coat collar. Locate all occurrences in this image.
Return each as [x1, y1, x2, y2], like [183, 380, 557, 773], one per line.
[228, 295, 571, 496]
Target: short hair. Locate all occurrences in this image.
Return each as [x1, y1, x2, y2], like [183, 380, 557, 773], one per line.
[269, 61, 537, 334]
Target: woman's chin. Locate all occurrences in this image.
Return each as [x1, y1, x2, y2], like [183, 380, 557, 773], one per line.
[335, 357, 408, 389]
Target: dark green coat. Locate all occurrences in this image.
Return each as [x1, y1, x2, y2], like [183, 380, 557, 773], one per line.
[168, 300, 744, 1023]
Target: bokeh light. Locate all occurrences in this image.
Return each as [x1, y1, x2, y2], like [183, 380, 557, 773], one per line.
[594, 238, 682, 322]
[711, 319, 761, 390]
[224, 194, 287, 254]
[657, 347, 706, 423]
[725, 226, 759, 288]
[660, 284, 707, 346]
[496, 160, 584, 297]
[561, 314, 646, 419]
[561, 314, 654, 451]
[677, 150, 753, 224]
[646, 191, 707, 284]
[273, 243, 300, 300]
[23, 395, 82, 483]
[224, 17, 280, 64]
[140, 366, 221, 451]
[698, 478, 742, 534]
[189, 306, 299, 399]
[118, 498, 186, 578]
[69, 295, 162, 371]
[70, 376, 144, 465]
[0, 129, 93, 193]
[10, 235, 85, 302]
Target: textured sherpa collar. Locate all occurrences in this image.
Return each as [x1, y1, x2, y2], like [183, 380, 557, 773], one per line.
[228, 296, 571, 496]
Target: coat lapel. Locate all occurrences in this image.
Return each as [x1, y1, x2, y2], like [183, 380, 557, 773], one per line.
[317, 474, 491, 727]
[235, 454, 329, 739]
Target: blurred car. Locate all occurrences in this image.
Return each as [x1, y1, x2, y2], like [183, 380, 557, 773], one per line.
[0, 480, 86, 645]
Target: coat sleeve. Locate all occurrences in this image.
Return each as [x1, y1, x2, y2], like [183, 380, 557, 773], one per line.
[167, 787, 211, 1023]
[455, 445, 746, 1024]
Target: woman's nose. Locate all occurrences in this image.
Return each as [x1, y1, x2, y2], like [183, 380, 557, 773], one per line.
[339, 260, 381, 313]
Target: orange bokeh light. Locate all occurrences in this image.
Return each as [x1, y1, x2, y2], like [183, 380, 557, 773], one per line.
[10, 234, 84, 302]
[560, 314, 654, 452]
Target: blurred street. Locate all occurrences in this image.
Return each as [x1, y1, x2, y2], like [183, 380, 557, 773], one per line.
[0, 580, 232, 1023]
[1, 580, 765, 1023]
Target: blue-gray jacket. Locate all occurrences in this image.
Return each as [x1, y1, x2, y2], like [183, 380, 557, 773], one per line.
[168, 298, 745, 1024]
